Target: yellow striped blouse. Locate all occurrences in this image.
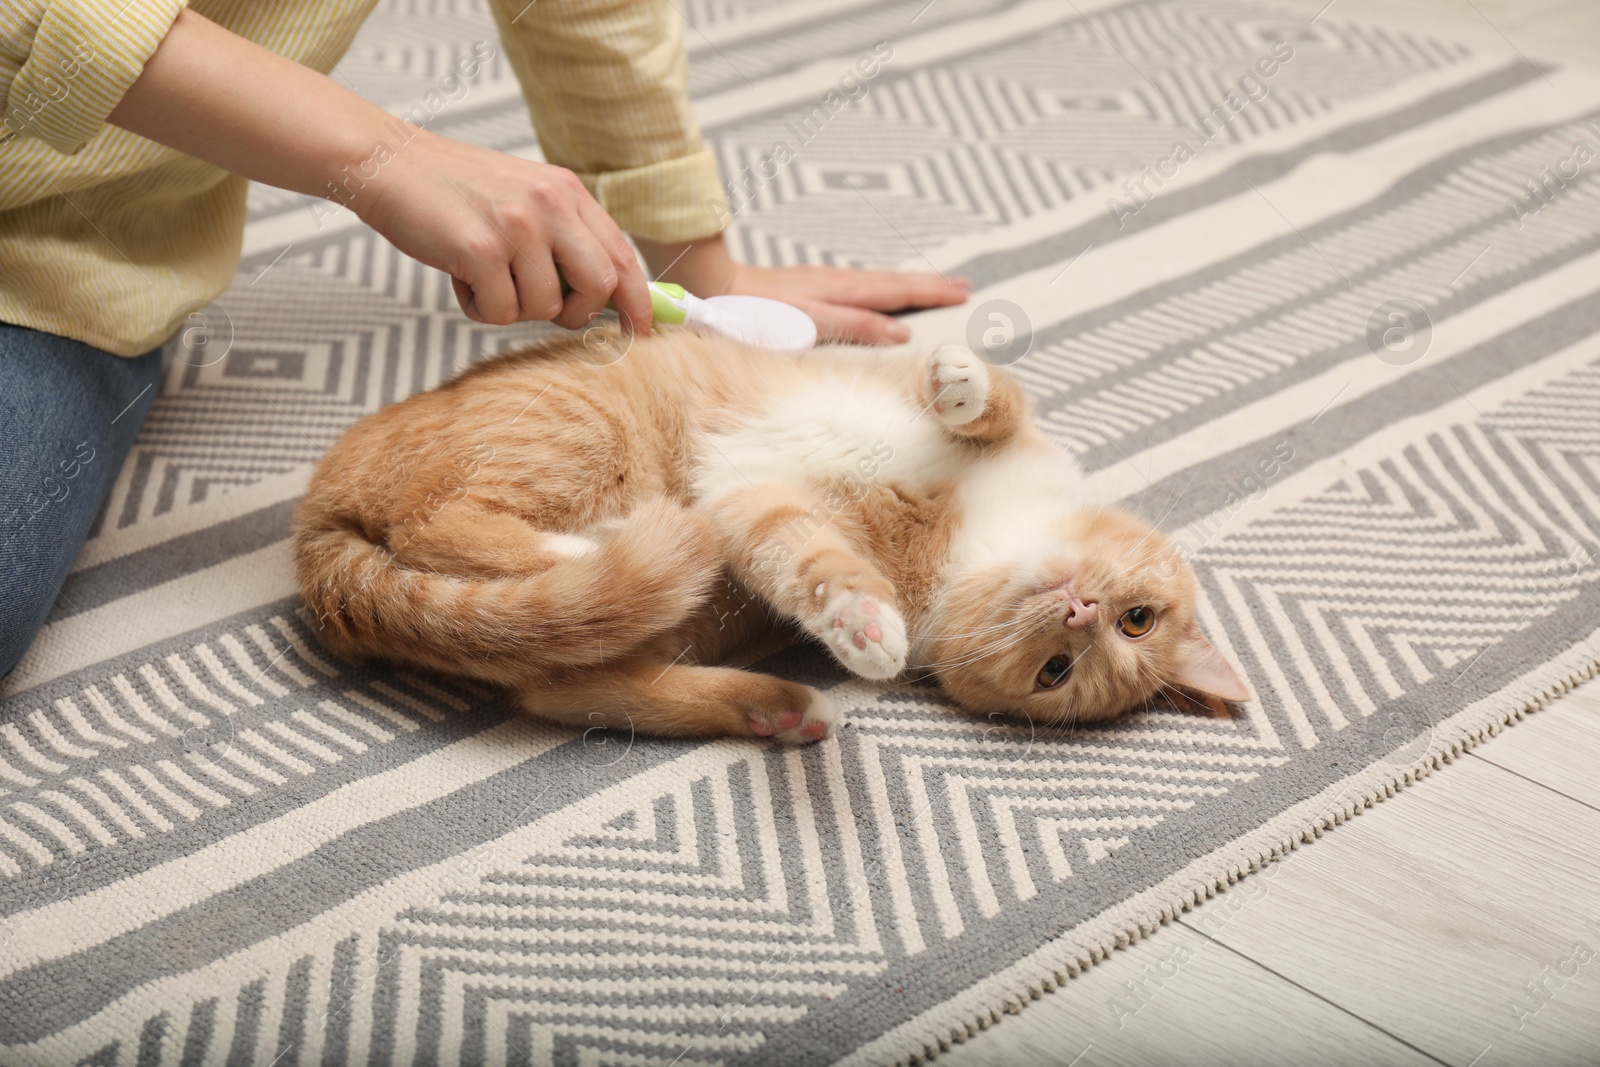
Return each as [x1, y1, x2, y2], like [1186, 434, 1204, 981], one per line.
[0, 0, 729, 356]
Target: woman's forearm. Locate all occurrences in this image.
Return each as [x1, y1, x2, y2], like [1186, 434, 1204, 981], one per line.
[107, 10, 389, 205]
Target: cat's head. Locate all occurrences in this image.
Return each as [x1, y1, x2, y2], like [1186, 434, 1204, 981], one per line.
[926, 506, 1249, 725]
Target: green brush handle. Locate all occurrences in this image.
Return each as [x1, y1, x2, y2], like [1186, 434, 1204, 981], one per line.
[647, 282, 688, 324]
[558, 276, 689, 324]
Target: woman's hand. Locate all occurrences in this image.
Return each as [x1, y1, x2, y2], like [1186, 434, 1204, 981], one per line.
[722, 262, 969, 345]
[108, 10, 651, 333]
[635, 234, 969, 345]
[357, 133, 652, 331]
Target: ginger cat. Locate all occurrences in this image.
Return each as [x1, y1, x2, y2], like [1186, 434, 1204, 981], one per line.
[294, 330, 1250, 742]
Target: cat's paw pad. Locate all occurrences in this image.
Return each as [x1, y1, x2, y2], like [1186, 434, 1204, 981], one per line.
[748, 689, 838, 744]
[820, 590, 908, 680]
[928, 344, 989, 427]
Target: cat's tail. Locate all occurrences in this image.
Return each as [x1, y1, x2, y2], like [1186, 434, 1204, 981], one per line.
[293, 497, 723, 685]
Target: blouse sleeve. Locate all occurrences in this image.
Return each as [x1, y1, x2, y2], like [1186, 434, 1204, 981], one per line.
[0, 0, 188, 153]
[486, 0, 730, 243]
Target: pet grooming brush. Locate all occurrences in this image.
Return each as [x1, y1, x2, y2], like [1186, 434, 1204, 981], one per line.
[645, 281, 817, 351]
[563, 273, 819, 351]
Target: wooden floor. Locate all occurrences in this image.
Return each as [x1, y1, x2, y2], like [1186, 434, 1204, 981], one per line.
[942, 2, 1600, 1063]
[940, 684, 1600, 1066]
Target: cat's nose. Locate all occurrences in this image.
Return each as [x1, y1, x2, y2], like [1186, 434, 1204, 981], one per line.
[1065, 597, 1098, 628]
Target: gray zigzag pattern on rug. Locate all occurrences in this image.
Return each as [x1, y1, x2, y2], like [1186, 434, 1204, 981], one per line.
[0, 609, 494, 890]
[11, 345, 1596, 1060]
[114, 47, 1501, 533]
[90, 701, 1282, 1065]
[1196, 362, 1600, 746]
[1026, 114, 1600, 464]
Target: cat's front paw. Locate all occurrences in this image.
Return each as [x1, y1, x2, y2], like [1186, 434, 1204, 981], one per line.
[928, 344, 990, 427]
[819, 589, 908, 680]
[748, 688, 838, 743]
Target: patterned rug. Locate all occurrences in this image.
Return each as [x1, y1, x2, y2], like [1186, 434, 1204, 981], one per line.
[5, 0, 1600, 1063]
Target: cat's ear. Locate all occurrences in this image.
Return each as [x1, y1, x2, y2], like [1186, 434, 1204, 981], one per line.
[1170, 631, 1251, 704]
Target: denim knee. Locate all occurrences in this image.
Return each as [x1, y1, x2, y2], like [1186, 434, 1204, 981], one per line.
[0, 325, 164, 680]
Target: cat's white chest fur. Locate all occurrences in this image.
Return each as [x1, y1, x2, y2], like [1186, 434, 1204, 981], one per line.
[945, 443, 1085, 570]
[693, 374, 1087, 574]
[693, 377, 962, 501]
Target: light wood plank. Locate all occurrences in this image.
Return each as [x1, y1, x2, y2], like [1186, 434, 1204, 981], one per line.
[1470, 683, 1600, 810]
[1195, 757, 1600, 1066]
[938, 924, 1435, 1067]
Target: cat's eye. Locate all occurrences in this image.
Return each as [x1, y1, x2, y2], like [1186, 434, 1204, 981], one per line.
[1118, 606, 1157, 639]
[1035, 655, 1072, 690]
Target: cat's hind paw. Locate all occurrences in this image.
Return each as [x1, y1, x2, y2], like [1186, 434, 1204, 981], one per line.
[928, 344, 990, 427]
[820, 590, 908, 680]
[748, 689, 838, 743]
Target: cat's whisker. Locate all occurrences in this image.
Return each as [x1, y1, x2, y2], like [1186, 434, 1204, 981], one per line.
[921, 604, 1043, 646]
[1142, 477, 1192, 535]
[919, 598, 1032, 640]
[921, 625, 1040, 674]
[920, 640, 1012, 674]
[1101, 484, 1191, 582]
[1117, 540, 1170, 570]
[1127, 654, 1179, 718]
[1108, 528, 1168, 572]
[918, 618, 1018, 638]
[921, 632, 1023, 671]
[916, 599, 1061, 659]
[917, 622, 1024, 642]
[934, 639, 1030, 671]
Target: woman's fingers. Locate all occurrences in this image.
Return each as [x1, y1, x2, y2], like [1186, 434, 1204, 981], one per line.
[578, 197, 652, 334]
[808, 268, 969, 310]
[510, 246, 562, 322]
[457, 253, 520, 325]
[548, 215, 620, 331]
[450, 276, 478, 320]
[733, 263, 970, 314]
[804, 301, 912, 345]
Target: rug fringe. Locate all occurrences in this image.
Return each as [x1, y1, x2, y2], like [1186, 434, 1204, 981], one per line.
[880, 639, 1600, 1066]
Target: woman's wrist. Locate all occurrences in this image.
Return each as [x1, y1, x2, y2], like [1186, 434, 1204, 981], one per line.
[344, 127, 450, 232]
[632, 233, 740, 295]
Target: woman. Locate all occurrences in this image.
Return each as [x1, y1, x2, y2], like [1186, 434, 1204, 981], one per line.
[0, 0, 968, 677]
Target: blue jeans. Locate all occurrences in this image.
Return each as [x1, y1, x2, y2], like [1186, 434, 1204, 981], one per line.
[1, 324, 163, 678]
